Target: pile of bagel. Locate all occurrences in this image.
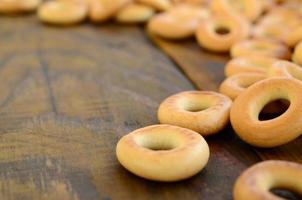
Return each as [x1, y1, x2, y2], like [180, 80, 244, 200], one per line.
[1, 0, 302, 199]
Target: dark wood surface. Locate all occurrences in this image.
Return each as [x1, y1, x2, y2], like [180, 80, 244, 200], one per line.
[0, 15, 300, 200]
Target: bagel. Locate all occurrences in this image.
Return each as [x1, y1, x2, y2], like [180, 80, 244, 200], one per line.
[234, 160, 302, 200]
[231, 39, 291, 59]
[172, 0, 210, 6]
[158, 91, 232, 136]
[89, 0, 130, 23]
[116, 124, 210, 182]
[253, 8, 301, 43]
[219, 73, 266, 100]
[230, 77, 302, 147]
[38, 0, 88, 25]
[292, 41, 302, 66]
[137, 0, 172, 11]
[0, 0, 41, 14]
[262, 0, 276, 11]
[225, 56, 277, 77]
[285, 26, 302, 47]
[115, 3, 155, 24]
[221, 72, 288, 114]
[268, 60, 302, 81]
[196, 13, 250, 52]
[210, 0, 263, 21]
[148, 4, 209, 39]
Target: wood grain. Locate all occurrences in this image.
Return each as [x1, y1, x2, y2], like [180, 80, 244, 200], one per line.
[0, 15, 299, 200]
[0, 16, 261, 200]
[149, 34, 302, 164]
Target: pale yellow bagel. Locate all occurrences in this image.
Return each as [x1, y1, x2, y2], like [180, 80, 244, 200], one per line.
[234, 160, 302, 200]
[158, 91, 232, 136]
[38, 1, 88, 25]
[210, 0, 263, 21]
[219, 73, 266, 100]
[137, 0, 171, 11]
[261, 0, 276, 11]
[268, 60, 302, 81]
[230, 77, 302, 147]
[172, 0, 210, 6]
[196, 13, 250, 52]
[148, 4, 209, 39]
[253, 8, 301, 43]
[285, 26, 302, 47]
[225, 56, 277, 77]
[231, 39, 291, 59]
[115, 3, 154, 23]
[116, 124, 210, 182]
[89, 0, 130, 23]
[0, 0, 41, 13]
[292, 41, 302, 66]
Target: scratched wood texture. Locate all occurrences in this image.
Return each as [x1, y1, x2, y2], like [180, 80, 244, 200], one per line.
[0, 14, 300, 200]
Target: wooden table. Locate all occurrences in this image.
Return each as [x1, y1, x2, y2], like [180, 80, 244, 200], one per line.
[0, 15, 301, 200]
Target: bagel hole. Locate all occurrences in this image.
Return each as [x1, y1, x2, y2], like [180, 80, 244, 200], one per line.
[258, 99, 290, 121]
[270, 188, 302, 200]
[252, 44, 266, 50]
[143, 143, 176, 151]
[185, 104, 209, 112]
[137, 135, 180, 151]
[215, 26, 230, 35]
[186, 106, 208, 112]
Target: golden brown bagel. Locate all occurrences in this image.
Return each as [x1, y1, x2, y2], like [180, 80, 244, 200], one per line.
[230, 77, 302, 147]
[158, 91, 232, 136]
[292, 41, 302, 66]
[234, 160, 302, 200]
[172, 0, 210, 6]
[285, 26, 302, 47]
[116, 124, 210, 182]
[219, 73, 266, 100]
[210, 0, 263, 21]
[196, 14, 250, 52]
[231, 39, 291, 60]
[89, 0, 131, 23]
[137, 0, 171, 11]
[0, 0, 41, 14]
[115, 3, 155, 24]
[268, 60, 302, 81]
[225, 56, 277, 77]
[253, 8, 301, 43]
[38, 0, 88, 25]
[148, 4, 209, 39]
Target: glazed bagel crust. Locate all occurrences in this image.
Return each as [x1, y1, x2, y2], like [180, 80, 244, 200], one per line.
[225, 56, 277, 77]
[230, 78, 302, 147]
[219, 73, 266, 100]
[158, 91, 232, 136]
[234, 160, 302, 200]
[116, 125, 210, 182]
